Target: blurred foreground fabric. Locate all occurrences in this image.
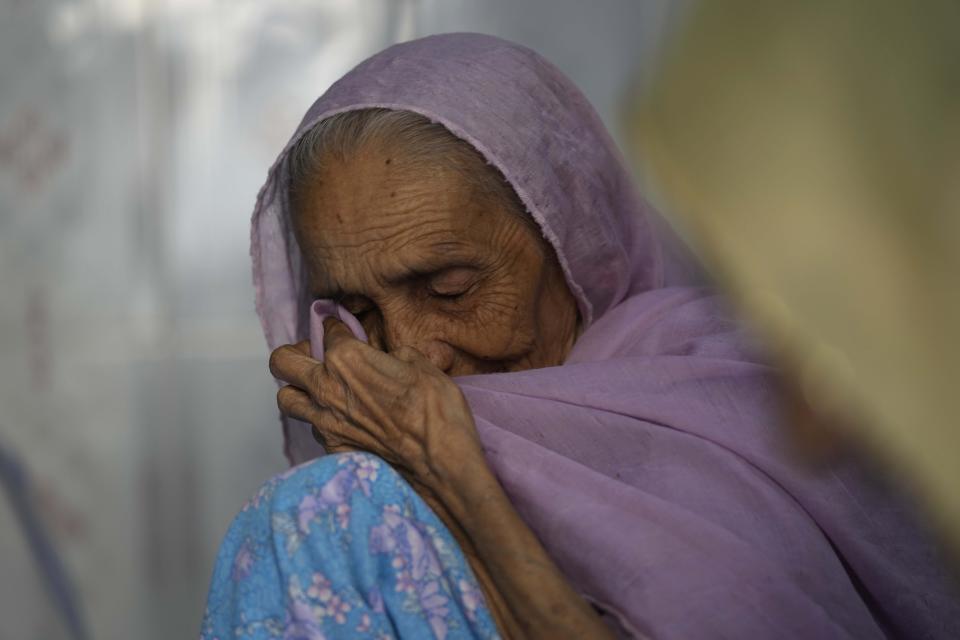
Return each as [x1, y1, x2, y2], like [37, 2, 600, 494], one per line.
[631, 0, 960, 555]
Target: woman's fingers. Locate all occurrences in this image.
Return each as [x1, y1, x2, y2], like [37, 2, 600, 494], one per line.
[323, 316, 414, 381]
[269, 344, 319, 390]
[277, 385, 376, 452]
[277, 385, 334, 448]
[271, 342, 397, 440]
[391, 344, 431, 366]
[277, 384, 327, 426]
[270, 347, 351, 416]
[322, 315, 356, 352]
[292, 340, 311, 356]
[270, 317, 425, 446]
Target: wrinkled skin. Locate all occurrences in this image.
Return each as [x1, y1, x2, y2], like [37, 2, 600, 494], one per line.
[290, 145, 580, 376]
[270, 143, 613, 639]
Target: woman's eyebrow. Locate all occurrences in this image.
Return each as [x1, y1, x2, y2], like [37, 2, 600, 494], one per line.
[382, 241, 480, 286]
[384, 260, 477, 286]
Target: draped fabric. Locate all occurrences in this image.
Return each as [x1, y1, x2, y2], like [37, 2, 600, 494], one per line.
[249, 33, 959, 638]
[202, 452, 500, 639]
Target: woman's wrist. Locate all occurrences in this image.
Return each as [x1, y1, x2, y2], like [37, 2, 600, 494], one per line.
[428, 440, 614, 640]
[427, 441, 501, 525]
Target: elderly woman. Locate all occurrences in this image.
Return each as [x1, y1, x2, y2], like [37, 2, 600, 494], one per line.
[202, 34, 959, 639]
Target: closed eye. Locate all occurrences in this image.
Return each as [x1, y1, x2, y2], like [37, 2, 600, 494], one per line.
[427, 287, 468, 300]
[426, 266, 477, 300]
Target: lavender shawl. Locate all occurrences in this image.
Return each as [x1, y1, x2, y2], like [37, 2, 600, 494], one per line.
[251, 33, 958, 638]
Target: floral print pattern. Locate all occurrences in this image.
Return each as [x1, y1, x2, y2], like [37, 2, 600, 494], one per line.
[201, 452, 500, 639]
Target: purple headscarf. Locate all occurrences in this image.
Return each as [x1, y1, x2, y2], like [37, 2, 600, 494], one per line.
[251, 33, 958, 638]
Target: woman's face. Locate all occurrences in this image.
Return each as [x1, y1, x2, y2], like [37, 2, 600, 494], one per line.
[291, 144, 580, 377]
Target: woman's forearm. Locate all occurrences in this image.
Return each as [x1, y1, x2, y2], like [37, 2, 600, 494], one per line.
[272, 327, 611, 637]
[427, 454, 615, 640]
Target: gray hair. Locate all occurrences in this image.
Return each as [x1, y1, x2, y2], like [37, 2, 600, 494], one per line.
[287, 108, 536, 231]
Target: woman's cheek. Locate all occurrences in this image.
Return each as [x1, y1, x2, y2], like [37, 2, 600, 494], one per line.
[459, 304, 537, 361]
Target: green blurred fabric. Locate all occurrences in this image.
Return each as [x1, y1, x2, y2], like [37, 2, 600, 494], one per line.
[632, 0, 960, 554]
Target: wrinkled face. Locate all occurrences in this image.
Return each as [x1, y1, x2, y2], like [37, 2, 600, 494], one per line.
[290, 144, 581, 377]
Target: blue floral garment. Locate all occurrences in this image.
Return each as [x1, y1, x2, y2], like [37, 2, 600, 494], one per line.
[201, 452, 501, 640]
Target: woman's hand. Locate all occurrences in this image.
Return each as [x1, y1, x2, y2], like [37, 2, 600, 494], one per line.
[269, 316, 485, 494]
[270, 317, 614, 639]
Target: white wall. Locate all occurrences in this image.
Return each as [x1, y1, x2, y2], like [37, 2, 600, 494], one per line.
[0, 1, 682, 637]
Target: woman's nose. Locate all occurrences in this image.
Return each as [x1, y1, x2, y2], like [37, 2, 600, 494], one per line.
[381, 312, 455, 373]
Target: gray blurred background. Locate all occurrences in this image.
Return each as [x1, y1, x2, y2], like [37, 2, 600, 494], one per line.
[0, 1, 683, 638]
